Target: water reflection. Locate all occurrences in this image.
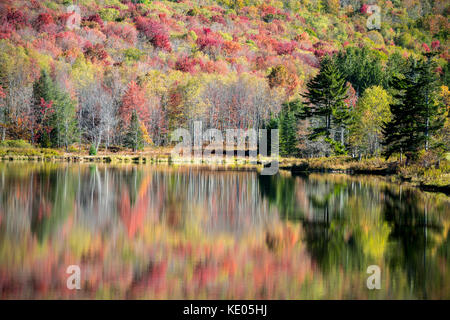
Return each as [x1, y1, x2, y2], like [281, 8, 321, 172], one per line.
[0, 163, 449, 299]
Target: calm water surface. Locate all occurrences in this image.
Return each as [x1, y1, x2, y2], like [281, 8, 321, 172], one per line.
[0, 163, 449, 299]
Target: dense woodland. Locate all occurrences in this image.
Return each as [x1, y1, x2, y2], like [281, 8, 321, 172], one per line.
[0, 0, 448, 162]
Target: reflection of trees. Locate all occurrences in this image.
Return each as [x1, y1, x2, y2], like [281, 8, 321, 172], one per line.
[30, 166, 76, 242]
[0, 163, 76, 242]
[258, 172, 450, 297]
[382, 187, 446, 299]
[258, 174, 303, 219]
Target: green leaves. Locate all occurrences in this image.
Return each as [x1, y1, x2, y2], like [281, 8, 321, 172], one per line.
[124, 110, 145, 152]
[382, 55, 445, 161]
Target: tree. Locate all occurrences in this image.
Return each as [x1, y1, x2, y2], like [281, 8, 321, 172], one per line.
[0, 86, 6, 141]
[279, 102, 299, 157]
[32, 70, 56, 147]
[120, 81, 149, 127]
[32, 70, 77, 149]
[125, 110, 145, 152]
[382, 57, 445, 162]
[52, 89, 78, 150]
[333, 46, 384, 96]
[302, 56, 348, 155]
[416, 53, 446, 151]
[349, 86, 392, 156]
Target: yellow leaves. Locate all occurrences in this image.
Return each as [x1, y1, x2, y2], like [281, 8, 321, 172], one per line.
[71, 56, 100, 89]
[440, 85, 450, 108]
[141, 123, 153, 145]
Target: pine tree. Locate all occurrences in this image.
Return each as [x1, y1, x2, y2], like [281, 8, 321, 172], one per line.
[334, 46, 384, 96]
[32, 70, 56, 147]
[125, 110, 145, 152]
[279, 101, 302, 157]
[32, 70, 78, 149]
[302, 56, 348, 154]
[382, 56, 445, 163]
[416, 53, 445, 151]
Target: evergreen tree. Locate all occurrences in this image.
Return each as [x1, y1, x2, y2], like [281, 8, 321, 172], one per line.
[279, 103, 298, 157]
[416, 53, 445, 151]
[333, 46, 384, 96]
[302, 56, 348, 154]
[32, 70, 56, 147]
[125, 110, 145, 152]
[32, 70, 78, 149]
[382, 56, 445, 162]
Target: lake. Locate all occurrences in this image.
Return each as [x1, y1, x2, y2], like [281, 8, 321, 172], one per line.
[0, 163, 449, 299]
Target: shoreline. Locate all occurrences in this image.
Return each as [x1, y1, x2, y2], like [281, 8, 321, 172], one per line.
[0, 151, 448, 195]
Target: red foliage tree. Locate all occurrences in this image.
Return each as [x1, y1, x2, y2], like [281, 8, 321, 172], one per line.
[135, 16, 171, 52]
[175, 55, 198, 73]
[431, 40, 440, 50]
[83, 14, 104, 28]
[360, 4, 370, 14]
[104, 22, 137, 44]
[83, 42, 110, 64]
[35, 12, 54, 30]
[195, 28, 223, 55]
[120, 81, 149, 127]
[274, 40, 296, 55]
[6, 8, 28, 28]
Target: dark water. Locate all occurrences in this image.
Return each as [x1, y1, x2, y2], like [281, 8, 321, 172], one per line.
[0, 163, 449, 299]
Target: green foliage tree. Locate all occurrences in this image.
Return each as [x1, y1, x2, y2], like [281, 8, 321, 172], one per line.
[349, 86, 392, 156]
[382, 56, 445, 162]
[53, 90, 78, 150]
[417, 53, 446, 151]
[32, 70, 56, 147]
[33, 70, 78, 149]
[333, 46, 384, 96]
[279, 102, 299, 157]
[124, 110, 145, 152]
[302, 56, 348, 155]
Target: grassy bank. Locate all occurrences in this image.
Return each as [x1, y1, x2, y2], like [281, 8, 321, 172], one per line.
[1, 141, 449, 194]
[280, 156, 450, 194]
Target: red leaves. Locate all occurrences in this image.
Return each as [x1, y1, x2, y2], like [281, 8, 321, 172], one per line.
[344, 82, 357, 108]
[360, 4, 370, 14]
[104, 22, 137, 45]
[135, 16, 171, 52]
[175, 55, 198, 73]
[83, 42, 110, 64]
[35, 13, 54, 29]
[120, 81, 149, 127]
[6, 8, 28, 28]
[274, 40, 296, 55]
[211, 15, 226, 25]
[39, 98, 54, 115]
[195, 28, 223, 55]
[0, 23, 13, 40]
[431, 40, 440, 50]
[422, 43, 431, 53]
[83, 13, 104, 28]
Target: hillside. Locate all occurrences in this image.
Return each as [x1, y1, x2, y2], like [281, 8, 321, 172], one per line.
[0, 0, 448, 157]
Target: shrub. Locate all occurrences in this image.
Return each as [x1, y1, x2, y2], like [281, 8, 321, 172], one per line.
[99, 8, 120, 22]
[83, 14, 104, 28]
[135, 17, 171, 52]
[104, 22, 137, 44]
[274, 40, 296, 55]
[175, 55, 198, 73]
[89, 144, 97, 156]
[0, 139, 33, 148]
